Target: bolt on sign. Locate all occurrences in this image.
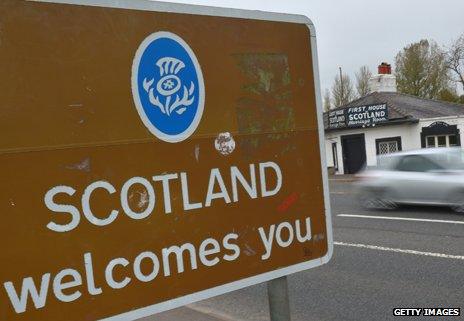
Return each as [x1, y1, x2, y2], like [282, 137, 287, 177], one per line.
[0, 0, 333, 320]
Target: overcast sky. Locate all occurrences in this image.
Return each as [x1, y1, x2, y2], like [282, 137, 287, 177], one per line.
[155, 0, 464, 94]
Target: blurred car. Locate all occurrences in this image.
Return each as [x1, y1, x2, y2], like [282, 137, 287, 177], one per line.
[355, 147, 464, 212]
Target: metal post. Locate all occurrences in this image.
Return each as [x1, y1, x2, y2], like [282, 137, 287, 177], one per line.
[267, 276, 291, 321]
[339, 66, 344, 101]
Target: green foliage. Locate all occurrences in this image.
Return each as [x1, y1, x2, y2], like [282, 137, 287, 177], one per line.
[395, 39, 451, 99]
[438, 88, 460, 103]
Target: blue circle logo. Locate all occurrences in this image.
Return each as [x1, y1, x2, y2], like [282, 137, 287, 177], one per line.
[131, 32, 205, 143]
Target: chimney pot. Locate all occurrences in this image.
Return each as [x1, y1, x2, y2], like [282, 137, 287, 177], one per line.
[378, 62, 392, 75]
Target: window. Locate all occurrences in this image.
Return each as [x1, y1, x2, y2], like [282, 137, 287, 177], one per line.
[429, 150, 464, 170]
[437, 136, 446, 147]
[420, 122, 460, 148]
[376, 137, 402, 156]
[426, 135, 457, 148]
[378, 141, 398, 155]
[395, 155, 442, 172]
[426, 136, 435, 148]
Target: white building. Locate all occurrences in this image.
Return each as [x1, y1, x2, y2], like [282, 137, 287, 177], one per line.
[325, 63, 464, 175]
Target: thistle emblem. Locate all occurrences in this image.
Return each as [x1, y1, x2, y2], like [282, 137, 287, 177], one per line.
[142, 57, 195, 116]
[132, 31, 204, 143]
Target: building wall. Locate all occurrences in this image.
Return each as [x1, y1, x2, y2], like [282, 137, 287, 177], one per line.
[325, 116, 464, 175]
[325, 123, 418, 174]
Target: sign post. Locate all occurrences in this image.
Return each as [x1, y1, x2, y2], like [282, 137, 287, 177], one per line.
[268, 276, 291, 321]
[0, 1, 332, 320]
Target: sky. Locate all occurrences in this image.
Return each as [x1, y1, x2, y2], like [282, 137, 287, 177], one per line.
[154, 0, 464, 95]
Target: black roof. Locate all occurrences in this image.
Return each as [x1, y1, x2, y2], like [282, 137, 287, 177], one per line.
[324, 92, 464, 131]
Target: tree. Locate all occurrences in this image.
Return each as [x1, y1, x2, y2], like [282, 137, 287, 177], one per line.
[438, 88, 460, 103]
[395, 39, 450, 99]
[323, 89, 331, 111]
[446, 34, 464, 92]
[355, 66, 372, 97]
[331, 72, 356, 108]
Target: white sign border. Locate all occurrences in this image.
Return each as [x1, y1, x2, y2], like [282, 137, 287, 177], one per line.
[27, 1, 334, 320]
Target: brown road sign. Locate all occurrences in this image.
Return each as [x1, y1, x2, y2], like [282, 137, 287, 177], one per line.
[0, 0, 333, 320]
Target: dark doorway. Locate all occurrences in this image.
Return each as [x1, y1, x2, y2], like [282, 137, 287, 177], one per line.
[341, 134, 366, 174]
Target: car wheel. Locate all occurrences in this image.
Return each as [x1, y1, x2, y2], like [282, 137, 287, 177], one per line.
[450, 192, 464, 213]
[358, 189, 396, 210]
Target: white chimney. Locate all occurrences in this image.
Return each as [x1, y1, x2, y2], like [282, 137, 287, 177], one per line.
[369, 62, 397, 93]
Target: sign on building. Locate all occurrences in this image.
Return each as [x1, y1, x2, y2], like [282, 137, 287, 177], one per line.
[328, 103, 389, 129]
[0, 1, 332, 320]
[328, 109, 347, 129]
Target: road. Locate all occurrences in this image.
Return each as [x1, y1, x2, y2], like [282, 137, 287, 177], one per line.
[145, 177, 464, 321]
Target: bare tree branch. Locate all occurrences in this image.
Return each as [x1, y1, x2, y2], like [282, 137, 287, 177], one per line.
[355, 66, 372, 97]
[331, 72, 356, 108]
[323, 89, 331, 112]
[445, 34, 464, 92]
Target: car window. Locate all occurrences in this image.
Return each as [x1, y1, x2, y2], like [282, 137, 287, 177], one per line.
[395, 155, 442, 172]
[377, 155, 401, 171]
[429, 150, 464, 170]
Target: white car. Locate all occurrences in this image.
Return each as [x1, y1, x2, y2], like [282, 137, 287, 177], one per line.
[356, 147, 464, 212]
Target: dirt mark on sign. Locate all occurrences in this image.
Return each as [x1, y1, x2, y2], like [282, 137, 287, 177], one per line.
[234, 53, 297, 158]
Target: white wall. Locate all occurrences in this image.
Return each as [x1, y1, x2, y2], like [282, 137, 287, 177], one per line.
[369, 74, 397, 93]
[325, 140, 334, 167]
[325, 123, 419, 174]
[325, 116, 464, 175]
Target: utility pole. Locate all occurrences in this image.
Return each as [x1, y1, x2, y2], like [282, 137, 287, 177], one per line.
[339, 66, 344, 105]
